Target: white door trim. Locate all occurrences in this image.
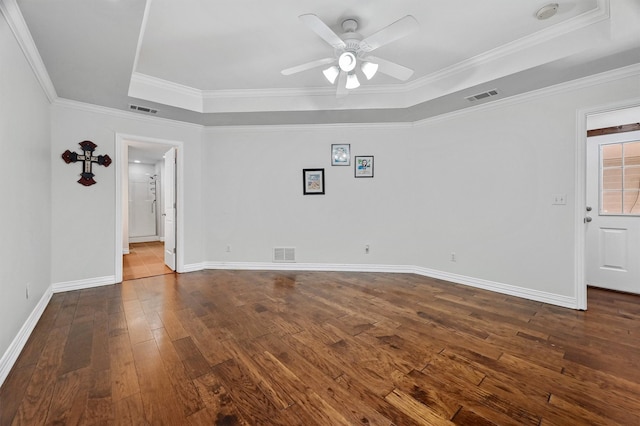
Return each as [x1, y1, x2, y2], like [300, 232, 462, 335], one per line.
[114, 133, 185, 283]
[576, 97, 640, 310]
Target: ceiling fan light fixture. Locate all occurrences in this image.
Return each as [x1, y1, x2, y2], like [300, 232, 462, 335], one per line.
[361, 61, 379, 80]
[346, 73, 360, 89]
[338, 51, 357, 72]
[323, 66, 340, 84]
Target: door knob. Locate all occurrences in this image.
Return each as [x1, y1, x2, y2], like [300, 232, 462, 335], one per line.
[584, 216, 593, 223]
[586, 206, 592, 212]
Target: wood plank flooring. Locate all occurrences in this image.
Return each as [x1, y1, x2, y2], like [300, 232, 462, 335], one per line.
[2, 270, 640, 425]
[123, 242, 173, 281]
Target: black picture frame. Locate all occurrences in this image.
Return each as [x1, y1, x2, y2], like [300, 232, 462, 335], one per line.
[303, 168, 325, 195]
[354, 156, 374, 178]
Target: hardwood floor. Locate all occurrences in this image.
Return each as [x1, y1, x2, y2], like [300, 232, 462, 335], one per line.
[123, 242, 173, 281]
[2, 270, 640, 425]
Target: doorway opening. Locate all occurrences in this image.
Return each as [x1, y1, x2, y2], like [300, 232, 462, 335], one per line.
[115, 134, 184, 283]
[578, 101, 640, 309]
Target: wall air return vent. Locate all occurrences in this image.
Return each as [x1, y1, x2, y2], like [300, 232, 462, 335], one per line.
[465, 89, 499, 103]
[129, 104, 158, 114]
[273, 247, 296, 263]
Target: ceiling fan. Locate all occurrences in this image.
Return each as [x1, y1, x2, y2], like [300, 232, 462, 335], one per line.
[281, 14, 419, 97]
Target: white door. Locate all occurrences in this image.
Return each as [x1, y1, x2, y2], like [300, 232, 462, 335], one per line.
[586, 130, 640, 293]
[164, 147, 176, 270]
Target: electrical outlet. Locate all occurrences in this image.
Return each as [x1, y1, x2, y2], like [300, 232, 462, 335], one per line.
[552, 194, 567, 205]
[365, 245, 370, 254]
[450, 252, 456, 262]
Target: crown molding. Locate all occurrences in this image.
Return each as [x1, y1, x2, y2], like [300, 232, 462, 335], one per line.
[0, 0, 57, 102]
[203, 118, 411, 134]
[413, 63, 640, 128]
[406, 0, 610, 93]
[53, 98, 203, 130]
[55, 62, 640, 133]
[128, 1, 612, 115]
[129, 72, 204, 112]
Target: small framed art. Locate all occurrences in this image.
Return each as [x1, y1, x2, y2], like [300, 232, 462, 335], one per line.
[331, 144, 350, 166]
[303, 168, 325, 195]
[354, 156, 374, 178]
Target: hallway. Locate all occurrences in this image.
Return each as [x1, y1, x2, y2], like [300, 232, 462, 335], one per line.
[123, 241, 173, 280]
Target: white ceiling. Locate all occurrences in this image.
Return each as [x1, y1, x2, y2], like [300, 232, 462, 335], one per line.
[12, 0, 640, 126]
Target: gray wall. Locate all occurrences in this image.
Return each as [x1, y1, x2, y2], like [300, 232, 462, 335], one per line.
[203, 74, 640, 303]
[0, 11, 52, 369]
[2, 0, 640, 387]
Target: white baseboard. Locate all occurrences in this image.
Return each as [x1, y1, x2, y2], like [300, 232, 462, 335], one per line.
[52, 275, 116, 293]
[129, 236, 161, 243]
[203, 261, 578, 309]
[181, 262, 205, 273]
[0, 285, 53, 388]
[409, 266, 578, 309]
[1, 260, 578, 390]
[123, 247, 130, 255]
[203, 261, 412, 273]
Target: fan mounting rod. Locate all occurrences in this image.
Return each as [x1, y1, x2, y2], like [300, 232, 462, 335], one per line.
[342, 18, 358, 33]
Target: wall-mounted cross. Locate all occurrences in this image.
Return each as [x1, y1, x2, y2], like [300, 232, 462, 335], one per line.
[62, 140, 112, 186]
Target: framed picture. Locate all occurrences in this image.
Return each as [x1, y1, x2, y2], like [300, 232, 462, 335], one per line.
[355, 156, 374, 178]
[331, 144, 351, 166]
[303, 168, 325, 195]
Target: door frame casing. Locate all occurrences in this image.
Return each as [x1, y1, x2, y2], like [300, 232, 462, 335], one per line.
[576, 97, 640, 310]
[115, 133, 184, 283]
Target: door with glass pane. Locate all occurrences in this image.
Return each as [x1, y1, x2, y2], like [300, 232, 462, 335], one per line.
[586, 131, 640, 293]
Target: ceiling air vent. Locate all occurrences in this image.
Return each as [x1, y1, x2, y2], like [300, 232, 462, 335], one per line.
[273, 247, 296, 263]
[465, 89, 499, 103]
[129, 104, 158, 114]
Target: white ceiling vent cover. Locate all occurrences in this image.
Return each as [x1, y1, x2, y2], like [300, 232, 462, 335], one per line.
[273, 247, 296, 263]
[465, 89, 499, 102]
[129, 104, 158, 114]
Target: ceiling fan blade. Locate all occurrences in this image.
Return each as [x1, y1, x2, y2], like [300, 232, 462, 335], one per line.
[359, 15, 419, 52]
[281, 57, 335, 76]
[367, 56, 414, 81]
[299, 14, 346, 50]
[336, 71, 348, 97]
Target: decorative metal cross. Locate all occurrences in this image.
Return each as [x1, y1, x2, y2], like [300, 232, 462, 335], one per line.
[62, 140, 112, 186]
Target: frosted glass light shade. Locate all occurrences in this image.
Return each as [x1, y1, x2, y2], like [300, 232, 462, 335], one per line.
[323, 66, 339, 84]
[346, 73, 360, 89]
[361, 61, 379, 80]
[338, 51, 357, 72]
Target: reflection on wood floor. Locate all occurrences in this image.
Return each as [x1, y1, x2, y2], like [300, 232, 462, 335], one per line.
[2, 270, 640, 424]
[123, 241, 173, 280]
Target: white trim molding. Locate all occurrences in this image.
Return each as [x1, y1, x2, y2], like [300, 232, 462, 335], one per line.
[53, 98, 202, 130]
[204, 261, 579, 309]
[410, 266, 578, 309]
[52, 276, 116, 293]
[126, 1, 612, 115]
[129, 236, 161, 243]
[0, 0, 57, 102]
[0, 257, 578, 389]
[182, 263, 206, 273]
[574, 97, 640, 311]
[115, 133, 186, 284]
[0, 285, 53, 387]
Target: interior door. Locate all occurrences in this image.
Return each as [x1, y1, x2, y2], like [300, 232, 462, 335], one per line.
[586, 131, 640, 293]
[164, 147, 176, 271]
